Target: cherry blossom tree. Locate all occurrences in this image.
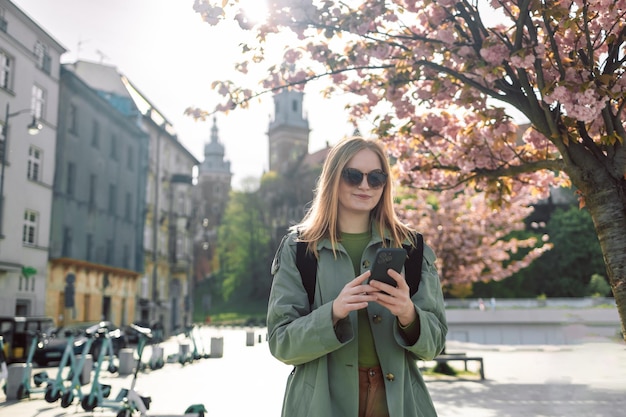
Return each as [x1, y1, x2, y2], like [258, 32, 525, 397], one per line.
[396, 186, 551, 288]
[189, 0, 626, 337]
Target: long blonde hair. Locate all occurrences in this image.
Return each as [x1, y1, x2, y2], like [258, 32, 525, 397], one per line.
[291, 136, 413, 257]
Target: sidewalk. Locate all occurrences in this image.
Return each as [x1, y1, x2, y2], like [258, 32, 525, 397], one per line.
[428, 339, 626, 416]
[1, 327, 625, 416]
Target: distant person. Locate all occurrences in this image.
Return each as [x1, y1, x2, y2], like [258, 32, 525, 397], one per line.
[267, 137, 448, 417]
[490, 297, 496, 310]
[478, 298, 485, 311]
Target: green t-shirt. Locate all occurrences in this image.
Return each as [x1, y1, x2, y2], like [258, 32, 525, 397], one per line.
[340, 231, 379, 368]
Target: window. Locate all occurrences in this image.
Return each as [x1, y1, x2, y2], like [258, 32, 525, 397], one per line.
[83, 294, 91, 321]
[27, 146, 42, 182]
[34, 41, 50, 74]
[86, 233, 93, 261]
[91, 120, 99, 148]
[124, 192, 132, 221]
[105, 239, 113, 264]
[108, 184, 117, 214]
[127, 145, 134, 171]
[22, 210, 38, 245]
[31, 85, 45, 120]
[62, 226, 72, 257]
[66, 162, 75, 196]
[88, 174, 97, 208]
[0, 50, 11, 90]
[68, 104, 77, 134]
[122, 244, 129, 269]
[0, 8, 7, 32]
[110, 134, 117, 160]
[177, 191, 185, 216]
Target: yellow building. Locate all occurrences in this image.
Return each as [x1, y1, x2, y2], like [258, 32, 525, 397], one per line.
[47, 258, 140, 327]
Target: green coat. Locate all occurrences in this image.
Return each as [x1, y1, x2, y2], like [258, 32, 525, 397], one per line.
[267, 228, 448, 417]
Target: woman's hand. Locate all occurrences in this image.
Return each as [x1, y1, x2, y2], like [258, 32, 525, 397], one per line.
[331, 271, 378, 326]
[369, 269, 417, 326]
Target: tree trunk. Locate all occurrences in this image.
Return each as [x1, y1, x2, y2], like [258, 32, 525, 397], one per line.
[580, 178, 626, 341]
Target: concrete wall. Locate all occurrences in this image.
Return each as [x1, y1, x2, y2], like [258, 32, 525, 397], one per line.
[445, 307, 621, 345]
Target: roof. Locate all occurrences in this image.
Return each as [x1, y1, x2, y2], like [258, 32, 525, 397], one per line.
[302, 145, 331, 168]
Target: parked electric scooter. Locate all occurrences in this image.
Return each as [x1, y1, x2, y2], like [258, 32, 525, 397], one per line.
[83, 324, 207, 417]
[147, 322, 165, 370]
[188, 325, 203, 362]
[44, 331, 80, 403]
[80, 327, 128, 414]
[194, 326, 210, 359]
[15, 330, 53, 400]
[175, 327, 194, 366]
[91, 326, 120, 375]
[59, 322, 102, 408]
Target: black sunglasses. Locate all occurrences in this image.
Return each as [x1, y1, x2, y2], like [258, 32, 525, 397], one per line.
[341, 168, 388, 188]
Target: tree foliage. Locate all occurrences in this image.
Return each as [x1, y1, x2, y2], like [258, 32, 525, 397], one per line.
[395, 186, 551, 289]
[216, 190, 272, 301]
[474, 204, 606, 297]
[191, 0, 626, 338]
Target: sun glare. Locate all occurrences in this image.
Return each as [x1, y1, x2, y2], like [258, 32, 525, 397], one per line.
[240, 0, 269, 25]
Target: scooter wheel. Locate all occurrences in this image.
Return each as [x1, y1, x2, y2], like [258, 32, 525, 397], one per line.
[116, 409, 130, 417]
[81, 395, 98, 411]
[33, 371, 48, 386]
[61, 391, 73, 408]
[44, 385, 60, 403]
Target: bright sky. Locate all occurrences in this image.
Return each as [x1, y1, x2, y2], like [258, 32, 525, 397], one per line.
[12, 0, 356, 189]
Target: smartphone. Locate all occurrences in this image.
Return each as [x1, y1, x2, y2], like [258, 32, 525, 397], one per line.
[369, 247, 407, 287]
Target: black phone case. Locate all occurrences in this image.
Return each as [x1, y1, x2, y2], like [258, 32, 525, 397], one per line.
[369, 247, 407, 287]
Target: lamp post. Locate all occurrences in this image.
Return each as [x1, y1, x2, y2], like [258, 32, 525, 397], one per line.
[0, 102, 42, 237]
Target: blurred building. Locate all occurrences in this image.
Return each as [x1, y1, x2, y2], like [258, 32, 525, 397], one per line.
[0, 0, 65, 316]
[268, 89, 310, 175]
[69, 61, 199, 335]
[264, 89, 331, 238]
[47, 64, 149, 327]
[192, 117, 232, 315]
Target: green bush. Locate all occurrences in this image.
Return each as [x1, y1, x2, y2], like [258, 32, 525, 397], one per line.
[587, 274, 612, 297]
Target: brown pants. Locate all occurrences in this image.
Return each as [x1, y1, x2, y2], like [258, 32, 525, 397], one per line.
[358, 366, 390, 417]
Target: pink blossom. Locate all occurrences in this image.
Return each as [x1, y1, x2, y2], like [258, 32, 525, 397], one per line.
[436, 28, 456, 44]
[510, 53, 535, 70]
[480, 43, 509, 65]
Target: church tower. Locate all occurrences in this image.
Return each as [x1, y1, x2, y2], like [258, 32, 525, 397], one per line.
[197, 117, 232, 228]
[193, 117, 232, 282]
[267, 89, 310, 174]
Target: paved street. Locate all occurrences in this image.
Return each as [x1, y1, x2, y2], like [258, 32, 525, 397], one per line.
[1, 327, 625, 417]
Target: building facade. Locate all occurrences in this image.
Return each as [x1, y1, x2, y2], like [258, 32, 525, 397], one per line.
[263, 90, 329, 235]
[66, 60, 199, 336]
[268, 89, 310, 174]
[47, 65, 149, 327]
[0, 0, 65, 316]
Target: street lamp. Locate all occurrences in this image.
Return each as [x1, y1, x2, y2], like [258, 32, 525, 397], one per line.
[0, 102, 42, 237]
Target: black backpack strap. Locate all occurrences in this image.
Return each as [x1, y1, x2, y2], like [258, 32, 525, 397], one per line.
[296, 241, 317, 306]
[403, 232, 424, 297]
[297, 232, 423, 305]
